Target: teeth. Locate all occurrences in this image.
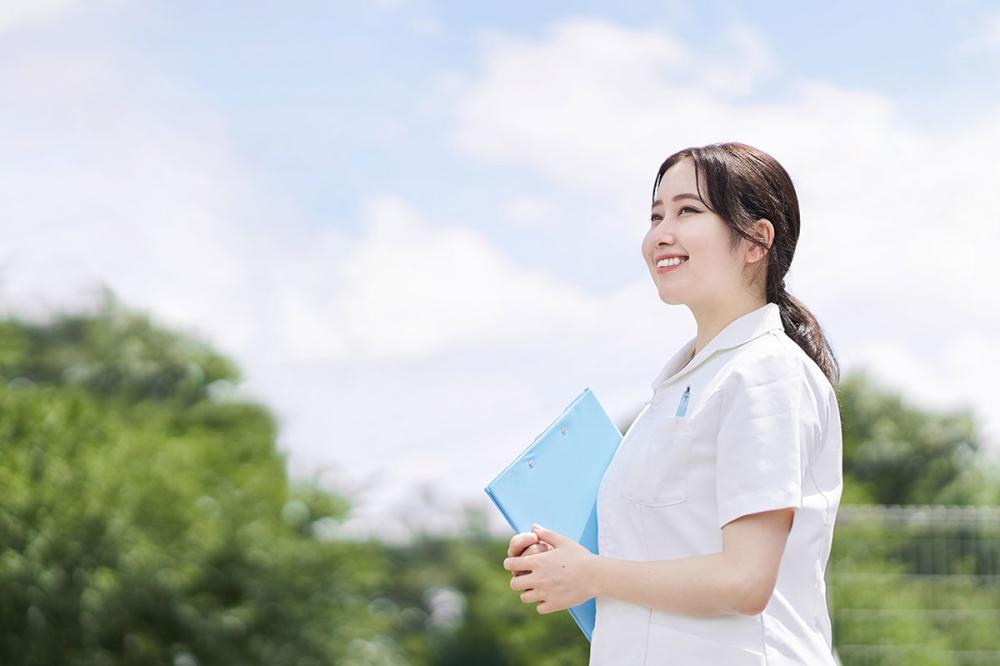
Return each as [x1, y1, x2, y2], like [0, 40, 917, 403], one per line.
[656, 257, 688, 268]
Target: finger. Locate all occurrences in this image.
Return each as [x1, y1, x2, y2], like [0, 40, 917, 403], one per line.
[525, 541, 552, 557]
[520, 589, 540, 604]
[514, 537, 538, 557]
[515, 543, 541, 564]
[507, 533, 534, 557]
[514, 558, 537, 576]
[507, 532, 539, 557]
[509, 574, 532, 591]
[503, 556, 525, 572]
[513, 542, 550, 575]
[513, 557, 538, 576]
[533, 525, 567, 548]
[519, 538, 546, 557]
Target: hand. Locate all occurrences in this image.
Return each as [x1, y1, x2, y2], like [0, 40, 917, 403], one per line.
[503, 524, 599, 614]
[507, 531, 552, 577]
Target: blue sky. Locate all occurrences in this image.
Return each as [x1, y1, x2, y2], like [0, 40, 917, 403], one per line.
[2, 1, 999, 541]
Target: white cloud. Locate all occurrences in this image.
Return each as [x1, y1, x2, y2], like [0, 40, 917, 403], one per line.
[333, 196, 613, 361]
[0, 50, 288, 356]
[0, 0, 83, 33]
[502, 195, 553, 226]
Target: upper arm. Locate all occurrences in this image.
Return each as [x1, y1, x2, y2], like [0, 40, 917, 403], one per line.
[722, 506, 796, 615]
[714, 355, 810, 531]
[714, 347, 816, 614]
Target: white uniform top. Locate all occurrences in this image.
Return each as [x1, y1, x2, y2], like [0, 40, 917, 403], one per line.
[590, 302, 842, 666]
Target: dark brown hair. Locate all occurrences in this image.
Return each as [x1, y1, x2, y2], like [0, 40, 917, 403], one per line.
[651, 141, 840, 387]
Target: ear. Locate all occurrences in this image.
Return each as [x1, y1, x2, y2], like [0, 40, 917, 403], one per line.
[746, 218, 774, 264]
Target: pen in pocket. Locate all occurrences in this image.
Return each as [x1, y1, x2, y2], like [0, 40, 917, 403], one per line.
[676, 385, 691, 417]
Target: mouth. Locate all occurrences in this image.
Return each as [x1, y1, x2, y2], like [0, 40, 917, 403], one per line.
[655, 257, 688, 273]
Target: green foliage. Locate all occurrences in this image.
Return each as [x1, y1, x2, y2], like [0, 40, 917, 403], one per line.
[0, 291, 239, 406]
[828, 509, 1000, 665]
[0, 295, 385, 665]
[836, 370, 988, 506]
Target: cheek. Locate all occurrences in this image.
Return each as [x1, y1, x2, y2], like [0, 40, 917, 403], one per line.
[687, 230, 725, 264]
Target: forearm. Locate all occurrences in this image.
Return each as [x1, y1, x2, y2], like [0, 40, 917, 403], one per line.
[590, 552, 751, 617]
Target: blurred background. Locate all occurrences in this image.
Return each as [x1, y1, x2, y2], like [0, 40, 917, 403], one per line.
[1, 1, 999, 664]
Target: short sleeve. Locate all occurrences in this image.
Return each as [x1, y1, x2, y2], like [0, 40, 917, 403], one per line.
[715, 353, 810, 530]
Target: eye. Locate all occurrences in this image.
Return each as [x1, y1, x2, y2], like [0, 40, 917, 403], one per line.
[650, 207, 699, 223]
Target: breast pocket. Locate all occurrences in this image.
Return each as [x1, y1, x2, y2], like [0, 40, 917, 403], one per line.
[620, 413, 694, 507]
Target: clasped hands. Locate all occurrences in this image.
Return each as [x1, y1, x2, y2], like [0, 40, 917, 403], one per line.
[502, 523, 599, 614]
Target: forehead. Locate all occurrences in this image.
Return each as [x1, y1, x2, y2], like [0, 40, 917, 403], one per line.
[654, 157, 702, 203]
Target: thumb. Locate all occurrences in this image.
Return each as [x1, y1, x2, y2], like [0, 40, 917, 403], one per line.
[532, 523, 567, 546]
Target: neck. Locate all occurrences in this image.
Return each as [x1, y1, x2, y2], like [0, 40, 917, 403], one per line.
[689, 294, 767, 356]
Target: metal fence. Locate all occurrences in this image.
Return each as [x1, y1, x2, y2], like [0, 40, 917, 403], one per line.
[829, 505, 1000, 666]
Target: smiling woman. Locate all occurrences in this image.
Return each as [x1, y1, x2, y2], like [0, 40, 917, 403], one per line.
[504, 142, 844, 666]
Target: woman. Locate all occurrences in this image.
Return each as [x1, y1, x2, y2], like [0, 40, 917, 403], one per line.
[502, 142, 843, 665]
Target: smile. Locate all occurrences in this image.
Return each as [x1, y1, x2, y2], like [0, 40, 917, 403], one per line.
[656, 257, 688, 273]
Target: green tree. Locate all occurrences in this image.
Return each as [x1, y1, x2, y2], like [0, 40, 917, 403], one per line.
[836, 370, 993, 505]
[0, 293, 386, 665]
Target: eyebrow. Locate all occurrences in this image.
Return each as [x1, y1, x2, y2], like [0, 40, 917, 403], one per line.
[652, 193, 704, 208]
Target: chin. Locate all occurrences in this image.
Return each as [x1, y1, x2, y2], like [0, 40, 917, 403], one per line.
[656, 290, 685, 305]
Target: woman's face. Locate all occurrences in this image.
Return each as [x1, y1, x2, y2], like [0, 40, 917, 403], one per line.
[642, 157, 750, 308]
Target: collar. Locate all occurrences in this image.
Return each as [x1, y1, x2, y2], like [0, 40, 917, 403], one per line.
[650, 302, 785, 390]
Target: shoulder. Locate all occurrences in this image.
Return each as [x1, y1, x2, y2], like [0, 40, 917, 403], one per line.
[721, 331, 805, 391]
[718, 331, 834, 414]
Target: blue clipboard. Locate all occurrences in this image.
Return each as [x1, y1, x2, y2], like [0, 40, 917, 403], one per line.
[484, 387, 623, 642]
